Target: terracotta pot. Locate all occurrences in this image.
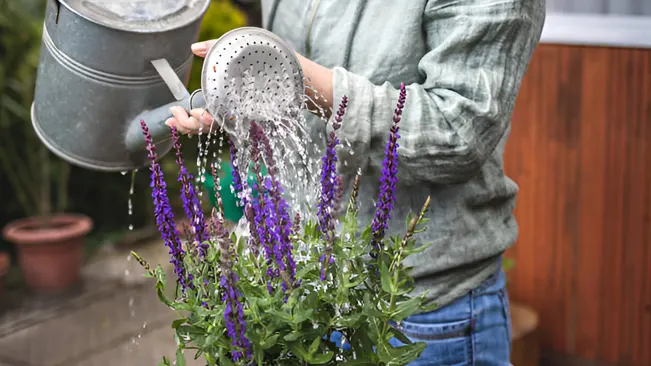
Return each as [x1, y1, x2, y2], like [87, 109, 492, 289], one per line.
[2, 214, 92, 293]
[0, 252, 9, 297]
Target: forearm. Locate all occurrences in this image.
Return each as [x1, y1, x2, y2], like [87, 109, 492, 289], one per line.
[296, 53, 334, 118]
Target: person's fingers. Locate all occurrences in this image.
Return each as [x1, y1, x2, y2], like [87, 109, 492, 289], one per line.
[169, 106, 200, 134]
[165, 117, 191, 135]
[191, 40, 218, 58]
[190, 109, 215, 129]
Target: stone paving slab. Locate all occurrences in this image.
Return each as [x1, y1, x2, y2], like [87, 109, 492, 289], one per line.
[74, 325, 204, 366]
[82, 237, 172, 287]
[0, 285, 174, 366]
[0, 281, 121, 338]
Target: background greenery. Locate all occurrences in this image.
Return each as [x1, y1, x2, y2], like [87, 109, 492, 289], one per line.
[0, 0, 248, 265]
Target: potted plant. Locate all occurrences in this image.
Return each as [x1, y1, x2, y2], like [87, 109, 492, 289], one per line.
[134, 87, 441, 365]
[0, 0, 92, 293]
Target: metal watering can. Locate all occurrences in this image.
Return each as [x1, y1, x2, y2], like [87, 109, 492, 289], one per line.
[32, 0, 304, 172]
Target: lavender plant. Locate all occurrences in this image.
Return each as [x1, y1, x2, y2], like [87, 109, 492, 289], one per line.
[134, 83, 435, 366]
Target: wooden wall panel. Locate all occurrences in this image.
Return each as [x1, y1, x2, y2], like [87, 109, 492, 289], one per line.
[504, 44, 651, 366]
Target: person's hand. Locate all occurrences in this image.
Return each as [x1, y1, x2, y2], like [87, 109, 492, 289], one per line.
[166, 40, 335, 133]
[166, 107, 214, 135]
[165, 40, 219, 135]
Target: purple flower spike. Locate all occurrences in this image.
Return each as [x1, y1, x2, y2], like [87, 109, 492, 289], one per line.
[370, 84, 406, 258]
[229, 141, 246, 206]
[215, 215, 252, 361]
[249, 122, 297, 291]
[230, 141, 264, 257]
[316, 96, 348, 279]
[140, 120, 188, 290]
[172, 127, 209, 256]
[333, 95, 348, 129]
[317, 96, 347, 239]
[221, 274, 251, 361]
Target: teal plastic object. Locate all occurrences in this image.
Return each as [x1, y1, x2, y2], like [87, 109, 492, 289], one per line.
[203, 161, 266, 223]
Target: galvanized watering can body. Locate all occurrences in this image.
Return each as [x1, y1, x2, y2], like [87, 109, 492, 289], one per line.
[32, 0, 210, 172]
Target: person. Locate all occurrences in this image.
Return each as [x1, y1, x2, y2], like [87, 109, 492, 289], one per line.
[167, 0, 545, 364]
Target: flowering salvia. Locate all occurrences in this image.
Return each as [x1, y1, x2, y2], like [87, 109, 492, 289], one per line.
[134, 84, 435, 366]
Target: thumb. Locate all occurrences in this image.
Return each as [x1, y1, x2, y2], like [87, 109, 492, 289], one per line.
[191, 40, 218, 58]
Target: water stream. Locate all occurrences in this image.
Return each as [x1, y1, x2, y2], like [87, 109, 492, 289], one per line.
[122, 64, 341, 353]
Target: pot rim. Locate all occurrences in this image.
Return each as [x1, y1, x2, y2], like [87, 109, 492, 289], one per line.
[58, 0, 211, 34]
[2, 214, 93, 246]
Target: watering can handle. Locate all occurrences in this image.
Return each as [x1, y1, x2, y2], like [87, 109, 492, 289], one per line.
[124, 90, 206, 153]
[125, 58, 207, 152]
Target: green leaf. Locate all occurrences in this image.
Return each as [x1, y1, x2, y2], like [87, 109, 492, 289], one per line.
[171, 318, 187, 329]
[175, 349, 186, 366]
[157, 357, 171, 366]
[404, 212, 415, 230]
[345, 274, 367, 289]
[284, 332, 301, 342]
[156, 285, 172, 307]
[390, 296, 422, 322]
[376, 340, 426, 366]
[154, 265, 166, 284]
[308, 351, 335, 364]
[388, 328, 412, 345]
[218, 353, 236, 366]
[339, 360, 377, 366]
[287, 342, 310, 360]
[292, 308, 314, 324]
[380, 261, 394, 294]
[337, 313, 364, 328]
[420, 300, 439, 313]
[308, 336, 322, 354]
[261, 334, 279, 349]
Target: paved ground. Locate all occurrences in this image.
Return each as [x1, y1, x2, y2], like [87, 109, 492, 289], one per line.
[0, 238, 203, 366]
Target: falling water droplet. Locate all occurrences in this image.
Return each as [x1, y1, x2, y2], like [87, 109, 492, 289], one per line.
[127, 170, 137, 230]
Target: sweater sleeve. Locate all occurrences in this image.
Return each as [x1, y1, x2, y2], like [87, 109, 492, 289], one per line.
[333, 0, 545, 184]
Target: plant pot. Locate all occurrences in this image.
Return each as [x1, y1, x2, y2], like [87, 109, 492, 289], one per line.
[0, 252, 9, 297]
[510, 302, 540, 366]
[2, 214, 93, 293]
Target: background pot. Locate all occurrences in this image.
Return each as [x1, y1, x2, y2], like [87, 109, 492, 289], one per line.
[2, 214, 92, 293]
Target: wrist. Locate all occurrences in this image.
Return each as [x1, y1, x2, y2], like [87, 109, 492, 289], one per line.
[296, 53, 334, 116]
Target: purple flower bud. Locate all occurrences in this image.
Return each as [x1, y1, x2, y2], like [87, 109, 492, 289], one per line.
[317, 96, 348, 278]
[370, 83, 406, 258]
[140, 120, 188, 290]
[172, 127, 209, 257]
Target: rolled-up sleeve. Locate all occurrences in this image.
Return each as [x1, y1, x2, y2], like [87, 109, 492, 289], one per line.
[333, 0, 545, 184]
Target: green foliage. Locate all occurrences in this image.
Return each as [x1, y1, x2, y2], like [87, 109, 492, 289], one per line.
[502, 257, 515, 273]
[136, 192, 433, 365]
[0, 0, 70, 217]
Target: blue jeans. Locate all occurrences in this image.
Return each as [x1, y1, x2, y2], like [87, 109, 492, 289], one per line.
[330, 269, 511, 365]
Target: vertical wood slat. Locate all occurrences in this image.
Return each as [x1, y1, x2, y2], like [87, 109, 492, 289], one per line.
[504, 44, 651, 366]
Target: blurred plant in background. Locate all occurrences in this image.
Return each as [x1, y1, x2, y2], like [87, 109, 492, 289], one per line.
[0, 0, 60, 219]
[0, 0, 248, 267]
